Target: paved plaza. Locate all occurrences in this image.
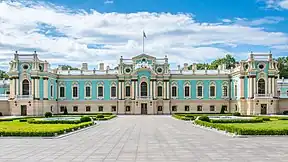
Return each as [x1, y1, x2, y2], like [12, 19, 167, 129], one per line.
[1, 116, 288, 162]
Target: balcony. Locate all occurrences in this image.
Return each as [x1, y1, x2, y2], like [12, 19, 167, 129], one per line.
[254, 93, 273, 98]
[16, 95, 33, 100]
[0, 94, 9, 100]
[136, 96, 153, 100]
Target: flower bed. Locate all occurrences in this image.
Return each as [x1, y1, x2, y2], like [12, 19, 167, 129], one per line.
[0, 121, 93, 137]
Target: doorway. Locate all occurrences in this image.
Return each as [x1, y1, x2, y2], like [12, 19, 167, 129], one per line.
[260, 104, 267, 114]
[141, 103, 147, 114]
[21, 105, 27, 116]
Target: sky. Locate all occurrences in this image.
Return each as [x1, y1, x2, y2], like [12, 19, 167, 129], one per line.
[0, 0, 288, 70]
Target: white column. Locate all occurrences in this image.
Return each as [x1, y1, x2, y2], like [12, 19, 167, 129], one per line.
[43, 79, 48, 99]
[15, 78, 19, 95]
[268, 77, 271, 95]
[240, 77, 244, 98]
[118, 81, 122, 99]
[31, 79, 34, 98]
[150, 80, 153, 99]
[272, 77, 275, 97]
[35, 79, 39, 98]
[166, 81, 170, 99]
[121, 82, 125, 99]
[135, 81, 138, 99]
[131, 81, 135, 99]
[163, 81, 166, 99]
[9, 78, 14, 99]
[253, 77, 256, 97]
[153, 81, 156, 99]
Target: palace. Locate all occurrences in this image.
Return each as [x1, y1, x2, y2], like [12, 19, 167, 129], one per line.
[0, 51, 288, 116]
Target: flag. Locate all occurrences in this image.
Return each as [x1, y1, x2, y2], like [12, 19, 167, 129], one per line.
[143, 31, 147, 38]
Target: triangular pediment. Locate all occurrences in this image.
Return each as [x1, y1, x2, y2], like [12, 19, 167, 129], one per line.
[132, 53, 155, 60]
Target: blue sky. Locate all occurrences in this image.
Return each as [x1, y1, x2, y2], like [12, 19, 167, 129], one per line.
[0, 0, 287, 70]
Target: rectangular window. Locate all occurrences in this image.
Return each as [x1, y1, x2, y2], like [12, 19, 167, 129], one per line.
[185, 106, 189, 111]
[50, 85, 53, 98]
[172, 106, 177, 111]
[222, 105, 228, 111]
[277, 90, 281, 97]
[98, 87, 103, 97]
[125, 106, 130, 112]
[197, 86, 202, 97]
[73, 87, 78, 98]
[111, 87, 116, 97]
[98, 106, 103, 112]
[85, 86, 91, 97]
[60, 87, 65, 97]
[210, 105, 215, 111]
[125, 86, 131, 97]
[86, 106, 91, 112]
[111, 106, 116, 112]
[210, 86, 215, 97]
[73, 106, 78, 112]
[234, 85, 237, 97]
[172, 86, 177, 97]
[157, 86, 163, 97]
[60, 106, 65, 112]
[223, 86, 228, 97]
[184, 86, 190, 97]
[197, 105, 202, 111]
[157, 106, 163, 111]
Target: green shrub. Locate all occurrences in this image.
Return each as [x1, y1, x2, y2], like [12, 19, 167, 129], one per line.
[80, 116, 91, 122]
[96, 114, 104, 118]
[198, 115, 210, 122]
[283, 111, 288, 115]
[28, 119, 82, 124]
[220, 106, 225, 114]
[256, 117, 270, 121]
[19, 119, 27, 122]
[232, 112, 241, 116]
[210, 118, 263, 123]
[45, 112, 52, 118]
[0, 112, 2, 116]
[277, 117, 288, 120]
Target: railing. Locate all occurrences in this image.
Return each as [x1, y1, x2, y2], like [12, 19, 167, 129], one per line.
[0, 94, 9, 100]
[254, 93, 273, 98]
[136, 96, 153, 100]
[16, 95, 33, 99]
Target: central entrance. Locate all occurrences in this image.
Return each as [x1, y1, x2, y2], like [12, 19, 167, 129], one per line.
[261, 104, 267, 114]
[141, 103, 147, 114]
[21, 105, 27, 116]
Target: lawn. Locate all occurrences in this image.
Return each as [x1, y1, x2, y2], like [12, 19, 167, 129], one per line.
[0, 120, 93, 137]
[220, 120, 288, 129]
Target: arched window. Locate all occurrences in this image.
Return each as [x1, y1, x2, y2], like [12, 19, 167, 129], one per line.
[22, 80, 29, 95]
[258, 79, 265, 94]
[140, 82, 147, 96]
[157, 86, 163, 97]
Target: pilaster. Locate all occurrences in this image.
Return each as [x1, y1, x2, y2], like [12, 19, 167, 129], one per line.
[131, 81, 135, 99]
[121, 81, 125, 99]
[135, 80, 138, 99]
[153, 81, 156, 99]
[239, 76, 244, 99]
[118, 81, 122, 100]
[15, 78, 19, 96]
[163, 81, 166, 99]
[150, 80, 153, 98]
[9, 78, 15, 99]
[166, 81, 170, 99]
[253, 76, 256, 98]
[43, 77, 49, 100]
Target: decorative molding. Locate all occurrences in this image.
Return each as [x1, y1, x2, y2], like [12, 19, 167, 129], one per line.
[71, 81, 79, 100]
[196, 81, 203, 99]
[184, 81, 191, 99]
[209, 81, 216, 99]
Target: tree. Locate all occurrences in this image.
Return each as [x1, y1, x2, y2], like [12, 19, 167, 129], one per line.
[60, 65, 79, 70]
[0, 70, 8, 79]
[276, 57, 288, 78]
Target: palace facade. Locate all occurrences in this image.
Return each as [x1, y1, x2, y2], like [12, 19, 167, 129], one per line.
[0, 51, 288, 116]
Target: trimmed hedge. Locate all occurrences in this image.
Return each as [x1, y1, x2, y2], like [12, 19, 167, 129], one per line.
[80, 116, 91, 122]
[172, 114, 194, 121]
[210, 118, 263, 123]
[0, 122, 93, 137]
[0, 117, 42, 122]
[194, 120, 288, 135]
[198, 116, 210, 122]
[232, 112, 241, 116]
[28, 119, 82, 124]
[45, 112, 52, 118]
[92, 115, 116, 121]
[54, 113, 113, 116]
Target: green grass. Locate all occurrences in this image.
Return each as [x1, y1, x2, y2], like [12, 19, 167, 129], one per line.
[221, 120, 288, 129]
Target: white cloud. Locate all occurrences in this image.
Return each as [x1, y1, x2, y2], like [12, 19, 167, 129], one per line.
[0, 1, 287, 70]
[259, 0, 288, 9]
[104, 0, 114, 4]
[279, 0, 288, 8]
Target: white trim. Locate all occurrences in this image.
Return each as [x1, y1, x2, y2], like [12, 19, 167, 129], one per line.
[171, 81, 178, 99]
[139, 77, 148, 97]
[209, 105, 216, 111]
[125, 81, 131, 98]
[58, 82, 66, 99]
[110, 82, 117, 99]
[222, 81, 229, 99]
[97, 81, 104, 100]
[184, 81, 191, 99]
[71, 82, 79, 100]
[196, 81, 203, 99]
[209, 81, 216, 99]
[21, 79, 31, 95]
[157, 81, 163, 98]
[257, 77, 266, 95]
[50, 82, 54, 99]
[84, 81, 92, 99]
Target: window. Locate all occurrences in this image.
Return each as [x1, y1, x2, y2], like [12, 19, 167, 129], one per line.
[184, 86, 190, 97]
[73, 106, 78, 112]
[125, 106, 130, 112]
[111, 87, 116, 97]
[185, 106, 189, 111]
[197, 86, 202, 97]
[60, 106, 65, 112]
[157, 106, 162, 111]
[223, 86, 228, 97]
[50, 85, 53, 98]
[210, 105, 215, 111]
[86, 106, 91, 112]
[73, 87, 78, 98]
[98, 106, 103, 112]
[60, 87, 65, 97]
[172, 106, 177, 111]
[111, 106, 116, 112]
[85, 86, 91, 97]
[172, 86, 177, 97]
[140, 82, 148, 96]
[50, 106, 53, 112]
[235, 104, 238, 111]
[125, 86, 131, 97]
[22, 80, 29, 95]
[98, 86, 103, 97]
[222, 105, 228, 111]
[210, 86, 215, 97]
[258, 79, 265, 94]
[157, 86, 163, 97]
[197, 105, 202, 111]
[277, 90, 281, 96]
[234, 85, 237, 97]
[286, 90, 288, 96]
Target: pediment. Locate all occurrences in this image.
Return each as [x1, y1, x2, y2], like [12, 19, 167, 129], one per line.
[132, 53, 155, 60]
